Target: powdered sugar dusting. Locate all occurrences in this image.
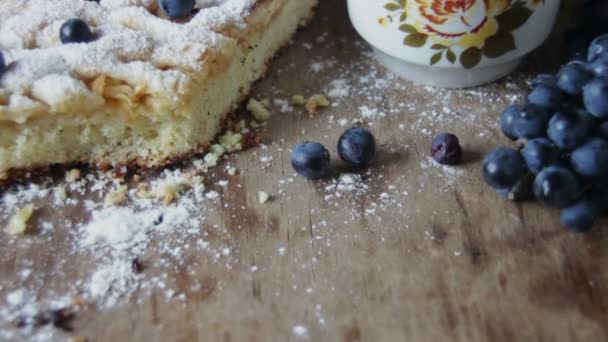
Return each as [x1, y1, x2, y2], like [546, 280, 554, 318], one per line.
[0, 0, 257, 119]
[0, 3, 541, 340]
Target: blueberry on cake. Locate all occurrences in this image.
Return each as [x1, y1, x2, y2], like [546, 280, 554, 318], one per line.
[0, 0, 317, 179]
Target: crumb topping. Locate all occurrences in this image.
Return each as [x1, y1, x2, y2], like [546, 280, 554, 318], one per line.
[0, 0, 259, 122]
[3, 204, 35, 235]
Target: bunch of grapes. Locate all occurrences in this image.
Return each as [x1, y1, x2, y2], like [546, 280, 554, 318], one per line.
[483, 33, 608, 232]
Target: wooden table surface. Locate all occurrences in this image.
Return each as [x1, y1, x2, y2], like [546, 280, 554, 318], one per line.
[2, 1, 608, 341]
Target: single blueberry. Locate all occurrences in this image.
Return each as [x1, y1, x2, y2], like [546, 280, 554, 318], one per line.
[588, 33, 608, 62]
[431, 133, 462, 165]
[560, 188, 605, 232]
[159, 0, 196, 18]
[499, 104, 523, 140]
[599, 121, 608, 139]
[583, 77, 608, 119]
[587, 55, 608, 77]
[508, 104, 551, 140]
[531, 74, 557, 88]
[337, 127, 376, 167]
[570, 138, 608, 178]
[556, 62, 593, 95]
[547, 109, 596, 150]
[291, 142, 330, 179]
[60, 18, 94, 44]
[534, 166, 581, 208]
[527, 84, 563, 109]
[482, 147, 528, 190]
[521, 138, 561, 174]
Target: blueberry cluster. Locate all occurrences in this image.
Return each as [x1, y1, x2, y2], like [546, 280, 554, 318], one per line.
[483, 34, 608, 232]
[291, 127, 376, 179]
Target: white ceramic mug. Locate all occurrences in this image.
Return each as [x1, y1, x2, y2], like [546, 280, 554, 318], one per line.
[347, 0, 561, 88]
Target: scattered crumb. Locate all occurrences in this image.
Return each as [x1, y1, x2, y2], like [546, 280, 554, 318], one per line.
[247, 98, 272, 122]
[260, 98, 271, 107]
[65, 169, 81, 182]
[305, 94, 330, 114]
[104, 185, 128, 207]
[153, 181, 182, 205]
[218, 131, 243, 152]
[258, 191, 270, 204]
[4, 204, 35, 236]
[136, 184, 152, 199]
[291, 94, 307, 105]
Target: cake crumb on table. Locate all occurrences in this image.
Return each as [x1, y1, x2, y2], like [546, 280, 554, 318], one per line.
[247, 98, 272, 122]
[305, 94, 330, 115]
[3, 204, 35, 236]
[104, 186, 128, 207]
[291, 94, 307, 105]
[65, 169, 81, 183]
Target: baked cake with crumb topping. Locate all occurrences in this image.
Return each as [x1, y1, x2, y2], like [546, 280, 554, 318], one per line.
[0, 0, 316, 179]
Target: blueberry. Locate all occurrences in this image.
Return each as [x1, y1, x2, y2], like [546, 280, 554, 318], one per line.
[587, 55, 608, 77]
[337, 127, 376, 167]
[599, 121, 608, 139]
[431, 133, 462, 165]
[500, 104, 550, 140]
[482, 147, 528, 190]
[291, 142, 330, 179]
[499, 105, 523, 140]
[588, 33, 608, 62]
[159, 0, 196, 18]
[521, 138, 561, 174]
[583, 77, 608, 118]
[60, 19, 94, 44]
[547, 109, 596, 150]
[560, 188, 605, 232]
[534, 166, 581, 208]
[531, 74, 557, 88]
[527, 84, 563, 109]
[556, 62, 593, 95]
[570, 138, 608, 178]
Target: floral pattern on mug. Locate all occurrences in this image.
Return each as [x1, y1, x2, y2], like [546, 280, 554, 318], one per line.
[381, 0, 544, 68]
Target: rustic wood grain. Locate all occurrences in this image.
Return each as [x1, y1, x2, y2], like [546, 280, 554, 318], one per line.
[1, 1, 608, 341]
